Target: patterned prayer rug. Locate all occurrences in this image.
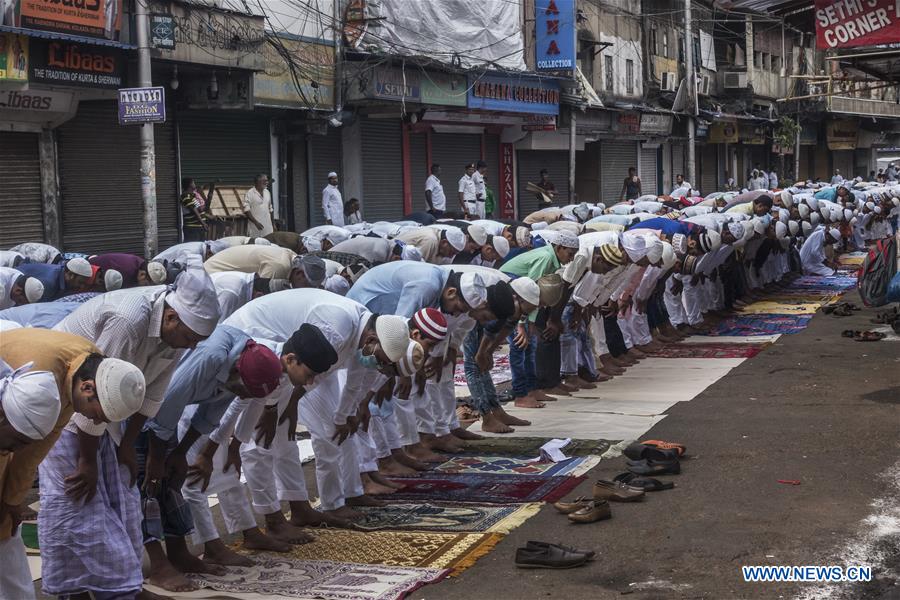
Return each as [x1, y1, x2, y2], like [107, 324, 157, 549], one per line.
[738, 301, 822, 315]
[385, 473, 585, 504]
[432, 455, 601, 477]
[174, 557, 447, 600]
[707, 314, 813, 336]
[353, 502, 541, 533]
[279, 529, 504, 575]
[648, 343, 767, 359]
[462, 436, 615, 457]
[790, 275, 857, 291]
[454, 355, 512, 387]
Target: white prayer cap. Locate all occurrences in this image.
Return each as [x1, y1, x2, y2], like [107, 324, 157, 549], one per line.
[849, 217, 858, 226]
[810, 212, 821, 226]
[893, 197, 899, 207]
[591, 205, 606, 217]
[24, 277, 44, 303]
[490, 235, 510, 258]
[827, 228, 841, 241]
[459, 272, 487, 308]
[553, 231, 579, 249]
[573, 203, 591, 222]
[752, 218, 767, 235]
[843, 208, 853, 221]
[865, 201, 875, 210]
[444, 227, 467, 252]
[874, 205, 883, 214]
[805, 197, 820, 211]
[104, 269, 123, 291]
[779, 210, 789, 224]
[727, 222, 745, 240]
[531, 221, 549, 231]
[168, 267, 220, 337]
[374, 314, 410, 363]
[396, 341, 425, 377]
[65, 257, 92, 278]
[207, 240, 230, 254]
[819, 205, 830, 220]
[324, 273, 350, 296]
[670, 233, 687, 256]
[327, 171, 338, 178]
[0, 361, 61, 440]
[660, 242, 676, 270]
[775, 221, 787, 239]
[646, 237, 664, 264]
[467, 224, 487, 246]
[515, 227, 531, 247]
[788, 220, 799, 236]
[780, 190, 793, 208]
[621, 232, 648, 261]
[147, 261, 168, 284]
[701, 230, 721, 252]
[401, 245, 423, 261]
[95, 358, 145, 423]
[798, 204, 810, 219]
[801, 221, 813, 236]
[510, 277, 540, 306]
[829, 207, 842, 222]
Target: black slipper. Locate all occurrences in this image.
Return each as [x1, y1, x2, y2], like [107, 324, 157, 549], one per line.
[623, 443, 679, 462]
[613, 475, 675, 491]
[626, 459, 681, 476]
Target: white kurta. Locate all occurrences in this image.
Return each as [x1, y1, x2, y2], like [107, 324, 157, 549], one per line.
[800, 228, 835, 276]
[0, 266, 24, 310]
[242, 187, 274, 237]
[322, 185, 344, 226]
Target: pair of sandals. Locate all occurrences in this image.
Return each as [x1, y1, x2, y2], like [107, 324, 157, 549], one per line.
[623, 441, 684, 476]
[841, 330, 886, 342]
[823, 302, 861, 317]
[871, 308, 899, 325]
[613, 472, 675, 491]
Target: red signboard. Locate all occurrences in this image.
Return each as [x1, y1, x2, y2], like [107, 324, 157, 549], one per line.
[500, 143, 515, 219]
[815, 0, 900, 49]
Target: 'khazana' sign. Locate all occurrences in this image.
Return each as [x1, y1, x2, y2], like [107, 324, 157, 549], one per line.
[500, 143, 515, 219]
[815, 0, 900, 49]
[118, 87, 166, 125]
[534, 0, 576, 72]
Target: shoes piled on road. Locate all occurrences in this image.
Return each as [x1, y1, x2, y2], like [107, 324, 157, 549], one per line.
[515, 541, 595, 568]
[592, 479, 645, 502]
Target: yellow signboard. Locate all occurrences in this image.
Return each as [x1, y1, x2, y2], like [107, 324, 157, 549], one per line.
[0, 33, 29, 82]
[708, 121, 738, 144]
[826, 119, 858, 151]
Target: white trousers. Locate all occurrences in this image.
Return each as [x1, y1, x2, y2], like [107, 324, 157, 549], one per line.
[0, 532, 35, 600]
[299, 372, 363, 511]
[355, 429, 378, 473]
[394, 393, 420, 446]
[626, 310, 652, 346]
[590, 315, 609, 356]
[465, 200, 485, 219]
[664, 277, 687, 326]
[681, 280, 703, 326]
[371, 412, 401, 458]
[183, 484, 257, 545]
[423, 361, 457, 436]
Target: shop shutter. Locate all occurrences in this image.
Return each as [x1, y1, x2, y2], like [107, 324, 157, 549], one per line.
[671, 143, 686, 184]
[57, 101, 178, 255]
[699, 144, 718, 195]
[483, 133, 500, 215]
[360, 119, 403, 221]
[178, 111, 270, 186]
[639, 144, 659, 195]
[290, 139, 309, 232]
[600, 140, 638, 203]
[832, 150, 853, 180]
[0, 132, 43, 247]
[309, 127, 342, 227]
[516, 150, 569, 219]
[431, 131, 482, 215]
[408, 131, 428, 213]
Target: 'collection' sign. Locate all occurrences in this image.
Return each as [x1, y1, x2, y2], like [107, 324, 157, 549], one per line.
[535, 0, 576, 72]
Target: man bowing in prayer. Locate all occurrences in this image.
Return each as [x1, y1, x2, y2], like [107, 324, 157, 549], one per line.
[800, 227, 842, 276]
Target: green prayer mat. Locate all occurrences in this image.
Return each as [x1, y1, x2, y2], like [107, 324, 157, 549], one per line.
[21, 522, 38, 550]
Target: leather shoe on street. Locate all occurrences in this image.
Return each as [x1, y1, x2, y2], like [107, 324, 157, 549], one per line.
[593, 479, 646, 502]
[525, 540, 595, 560]
[567, 500, 612, 524]
[553, 496, 590, 514]
[626, 458, 681, 475]
[515, 544, 589, 569]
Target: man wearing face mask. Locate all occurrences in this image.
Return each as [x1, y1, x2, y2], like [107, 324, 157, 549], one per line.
[51, 266, 220, 594]
[224, 289, 411, 521]
[1, 329, 146, 600]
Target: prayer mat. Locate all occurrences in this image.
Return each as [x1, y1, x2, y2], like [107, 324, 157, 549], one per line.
[385, 473, 585, 504]
[156, 557, 447, 600]
[279, 528, 504, 576]
[454, 355, 512, 387]
[738, 301, 822, 315]
[353, 502, 541, 533]
[462, 436, 615, 456]
[21, 521, 39, 555]
[647, 343, 767, 359]
[432, 454, 601, 477]
[707, 314, 812, 336]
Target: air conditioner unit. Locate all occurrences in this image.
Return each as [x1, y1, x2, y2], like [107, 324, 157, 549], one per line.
[698, 74, 711, 95]
[723, 71, 748, 89]
[661, 72, 678, 92]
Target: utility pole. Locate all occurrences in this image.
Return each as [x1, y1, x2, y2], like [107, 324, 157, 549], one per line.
[684, 0, 696, 186]
[569, 109, 576, 203]
[794, 115, 801, 182]
[135, 0, 158, 258]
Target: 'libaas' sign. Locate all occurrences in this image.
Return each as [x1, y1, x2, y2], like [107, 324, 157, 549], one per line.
[815, 0, 900, 49]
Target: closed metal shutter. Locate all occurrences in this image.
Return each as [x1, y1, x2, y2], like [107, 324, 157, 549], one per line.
[178, 111, 270, 186]
[699, 144, 718, 195]
[600, 140, 638, 203]
[483, 133, 500, 215]
[57, 101, 178, 254]
[832, 150, 853, 180]
[639, 145, 659, 195]
[672, 144, 685, 182]
[432, 132, 481, 214]
[360, 119, 403, 221]
[516, 150, 569, 219]
[409, 131, 428, 213]
[290, 139, 308, 232]
[0, 132, 43, 247]
[309, 127, 342, 226]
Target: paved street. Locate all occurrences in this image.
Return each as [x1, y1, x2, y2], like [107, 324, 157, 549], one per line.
[422, 301, 900, 600]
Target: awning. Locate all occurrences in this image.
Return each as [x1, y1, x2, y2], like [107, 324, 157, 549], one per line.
[0, 25, 136, 50]
[560, 67, 603, 109]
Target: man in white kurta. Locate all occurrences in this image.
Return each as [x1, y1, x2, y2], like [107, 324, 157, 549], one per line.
[242, 174, 274, 237]
[800, 227, 840, 276]
[322, 172, 344, 226]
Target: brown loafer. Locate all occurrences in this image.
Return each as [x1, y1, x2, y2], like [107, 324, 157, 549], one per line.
[593, 479, 646, 502]
[567, 500, 612, 523]
[553, 496, 589, 514]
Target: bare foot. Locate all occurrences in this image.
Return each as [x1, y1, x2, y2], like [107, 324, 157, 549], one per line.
[378, 457, 419, 479]
[147, 564, 198, 593]
[289, 504, 352, 528]
[532, 389, 556, 402]
[514, 395, 545, 408]
[406, 443, 446, 463]
[495, 408, 531, 426]
[481, 413, 515, 433]
[203, 539, 255, 566]
[428, 435, 463, 453]
[242, 527, 291, 553]
[566, 376, 596, 389]
[168, 552, 227, 576]
[545, 386, 572, 397]
[266, 519, 316, 544]
[392, 450, 430, 471]
[451, 427, 484, 441]
[346, 494, 387, 507]
[324, 505, 364, 520]
[364, 479, 397, 495]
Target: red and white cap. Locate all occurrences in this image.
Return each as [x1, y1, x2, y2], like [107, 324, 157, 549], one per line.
[412, 307, 448, 341]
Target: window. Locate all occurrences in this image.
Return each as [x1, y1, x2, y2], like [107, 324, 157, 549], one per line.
[605, 55, 614, 92]
[578, 40, 594, 85]
[663, 31, 669, 58]
[678, 35, 685, 64]
[650, 28, 658, 56]
[772, 55, 781, 73]
[753, 51, 761, 68]
[626, 59, 634, 94]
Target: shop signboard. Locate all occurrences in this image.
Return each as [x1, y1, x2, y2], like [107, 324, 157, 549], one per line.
[29, 38, 124, 89]
[150, 14, 176, 50]
[826, 118, 858, 150]
[500, 143, 515, 219]
[739, 123, 767, 145]
[523, 114, 557, 131]
[15, 0, 122, 40]
[468, 73, 560, 115]
[420, 71, 466, 107]
[708, 121, 739, 143]
[254, 37, 333, 110]
[0, 33, 28, 82]
[639, 113, 672, 135]
[613, 112, 640, 134]
[535, 0, 576, 72]
[815, 0, 900, 49]
[118, 86, 166, 125]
